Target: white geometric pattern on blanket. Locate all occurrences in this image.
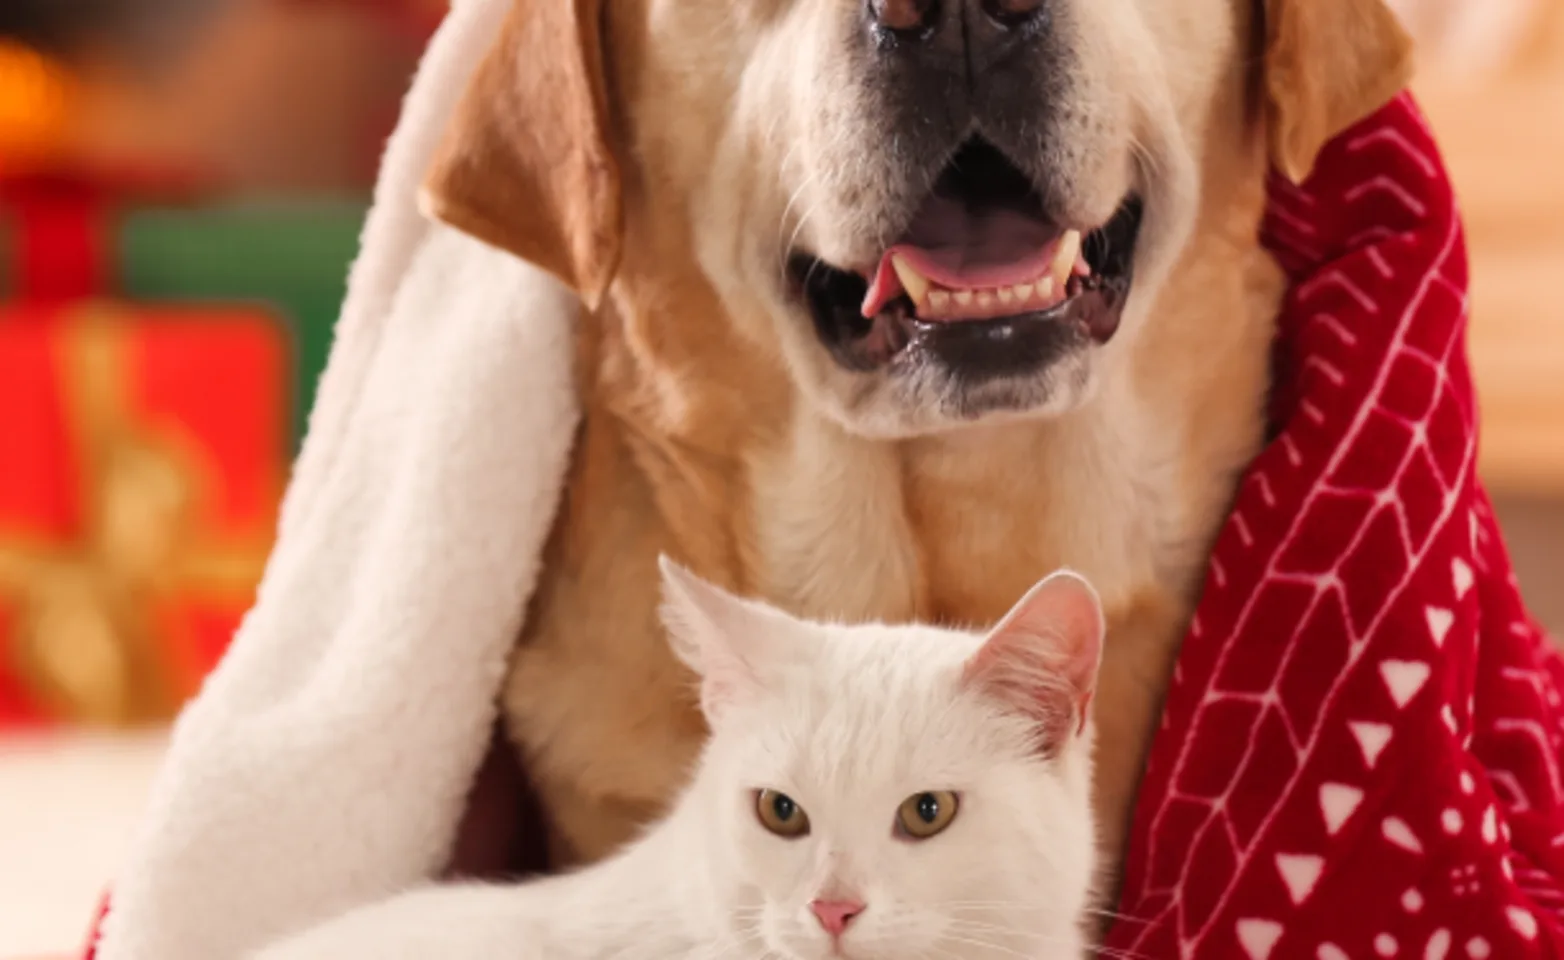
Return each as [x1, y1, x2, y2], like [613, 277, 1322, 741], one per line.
[1121, 119, 1530, 960]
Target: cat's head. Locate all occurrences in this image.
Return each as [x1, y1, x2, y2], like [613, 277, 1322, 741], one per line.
[659, 558, 1104, 960]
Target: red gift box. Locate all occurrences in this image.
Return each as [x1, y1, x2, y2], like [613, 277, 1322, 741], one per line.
[0, 168, 209, 303]
[0, 303, 289, 726]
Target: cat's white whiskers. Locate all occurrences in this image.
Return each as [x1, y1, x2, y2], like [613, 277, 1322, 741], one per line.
[976, 925, 1158, 960]
[685, 928, 767, 960]
[946, 924, 1153, 960]
[944, 909, 1157, 960]
[1079, 906, 1151, 925]
[936, 930, 1042, 960]
[947, 898, 1146, 927]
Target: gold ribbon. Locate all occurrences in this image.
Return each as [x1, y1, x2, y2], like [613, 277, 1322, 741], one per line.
[0, 308, 273, 725]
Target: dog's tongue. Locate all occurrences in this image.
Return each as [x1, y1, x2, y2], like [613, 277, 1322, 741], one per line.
[861, 195, 1064, 319]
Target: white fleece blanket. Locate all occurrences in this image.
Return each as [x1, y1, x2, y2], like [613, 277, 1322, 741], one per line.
[94, 3, 582, 957]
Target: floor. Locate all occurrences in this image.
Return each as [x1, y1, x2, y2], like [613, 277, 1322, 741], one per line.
[0, 501, 1556, 958]
[0, 733, 166, 958]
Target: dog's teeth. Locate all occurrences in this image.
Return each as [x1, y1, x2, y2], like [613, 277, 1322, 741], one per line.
[954, 290, 975, 306]
[1051, 230, 1082, 289]
[929, 290, 952, 311]
[890, 254, 931, 305]
[1035, 276, 1056, 305]
[1012, 283, 1034, 302]
[976, 291, 996, 309]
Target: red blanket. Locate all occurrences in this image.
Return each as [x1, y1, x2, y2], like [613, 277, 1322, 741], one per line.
[1105, 93, 1564, 959]
[81, 93, 1560, 960]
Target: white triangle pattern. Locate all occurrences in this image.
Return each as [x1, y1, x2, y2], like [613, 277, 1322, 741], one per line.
[1425, 606, 1454, 647]
[1276, 854, 1324, 904]
[1382, 816, 1423, 853]
[1321, 783, 1363, 835]
[1452, 557, 1474, 598]
[1237, 919, 1284, 960]
[1380, 659, 1431, 707]
[1350, 721, 1394, 769]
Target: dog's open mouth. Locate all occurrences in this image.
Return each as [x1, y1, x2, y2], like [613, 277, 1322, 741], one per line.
[788, 137, 1143, 373]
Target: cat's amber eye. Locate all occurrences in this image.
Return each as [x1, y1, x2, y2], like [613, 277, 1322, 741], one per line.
[756, 789, 811, 838]
[895, 791, 960, 840]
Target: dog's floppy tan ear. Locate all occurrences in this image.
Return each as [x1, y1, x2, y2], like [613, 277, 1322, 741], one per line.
[421, 0, 621, 308]
[1263, 0, 1415, 183]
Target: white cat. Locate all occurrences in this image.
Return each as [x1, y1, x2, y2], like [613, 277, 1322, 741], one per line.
[254, 558, 1104, 960]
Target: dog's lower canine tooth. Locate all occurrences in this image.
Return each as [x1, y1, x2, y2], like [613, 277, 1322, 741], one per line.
[890, 254, 931, 305]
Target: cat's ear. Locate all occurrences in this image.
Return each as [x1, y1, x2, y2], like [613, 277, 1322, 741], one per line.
[962, 570, 1106, 749]
[658, 556, 779, 724]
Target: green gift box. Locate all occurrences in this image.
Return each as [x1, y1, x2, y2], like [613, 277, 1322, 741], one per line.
[117, 200, 367, 445]
[1, 184, 366, 447]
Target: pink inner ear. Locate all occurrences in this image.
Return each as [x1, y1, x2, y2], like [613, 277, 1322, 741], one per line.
[962, 634, 1080, 747]
[963, 572, 1105, 745]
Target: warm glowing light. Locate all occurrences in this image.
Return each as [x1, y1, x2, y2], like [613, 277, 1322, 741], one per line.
[0, 40, 75, 174]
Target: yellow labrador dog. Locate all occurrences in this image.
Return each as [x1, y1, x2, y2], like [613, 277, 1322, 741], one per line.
[423, 0, 1412, 887]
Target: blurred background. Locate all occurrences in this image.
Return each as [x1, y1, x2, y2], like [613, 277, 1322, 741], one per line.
[1, 1, 437, 953]
[0, 0, 1559, 955]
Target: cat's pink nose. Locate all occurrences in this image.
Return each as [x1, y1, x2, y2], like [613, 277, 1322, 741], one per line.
[810, 899, 866, 937]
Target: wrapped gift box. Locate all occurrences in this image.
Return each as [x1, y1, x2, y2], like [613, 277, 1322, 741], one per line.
[0, 302, 290, 727]
[1, 175, 365, 441]
[118, 201, 366, 442]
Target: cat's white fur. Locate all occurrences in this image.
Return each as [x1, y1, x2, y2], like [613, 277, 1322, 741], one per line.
[253, 560, 1104, 960]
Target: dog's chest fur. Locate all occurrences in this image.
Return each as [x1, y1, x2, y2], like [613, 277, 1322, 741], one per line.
[748, 403, 1174, 629]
